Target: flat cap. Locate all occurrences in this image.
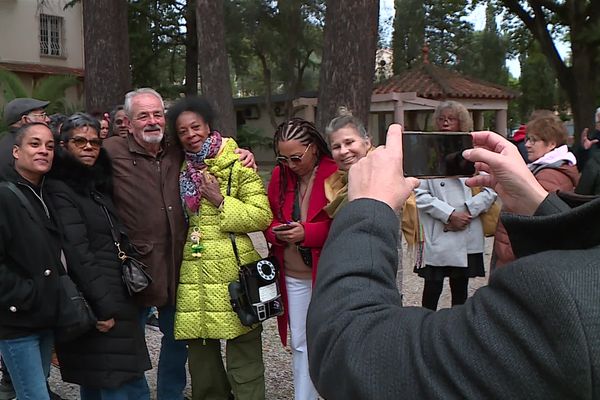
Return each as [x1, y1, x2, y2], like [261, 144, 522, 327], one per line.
[4, 98, 50, 126]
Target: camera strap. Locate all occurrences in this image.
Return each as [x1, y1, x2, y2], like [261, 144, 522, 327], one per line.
[224, 163, 243, 267]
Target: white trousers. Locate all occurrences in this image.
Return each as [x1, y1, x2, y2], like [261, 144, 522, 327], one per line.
[286, 276, 319, 400]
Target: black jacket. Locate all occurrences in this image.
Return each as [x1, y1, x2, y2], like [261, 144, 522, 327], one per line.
[307, 195, 599, 400]
[0, 127, 17, 176]
[0, 169, 63, 339]
[47, 149, 151, 388]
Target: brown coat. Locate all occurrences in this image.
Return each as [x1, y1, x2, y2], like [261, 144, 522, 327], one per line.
[492, 164, 580, 270]
[103, 134, 186, 306]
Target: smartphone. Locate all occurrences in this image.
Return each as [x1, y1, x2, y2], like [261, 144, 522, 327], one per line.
[272, 224, 294, 232]
[402, 132, 475, 178]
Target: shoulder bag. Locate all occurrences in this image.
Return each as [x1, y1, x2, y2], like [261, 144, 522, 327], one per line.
[0, 182, 97, 343]
[222, 165, 284, 326]
[100, 203, 152, 296]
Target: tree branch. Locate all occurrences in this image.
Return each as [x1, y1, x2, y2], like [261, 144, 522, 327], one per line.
[502, 0, 571, 89]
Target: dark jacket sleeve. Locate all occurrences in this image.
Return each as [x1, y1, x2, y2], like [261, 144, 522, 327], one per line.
[51, 191, 118, 320]
[307, 198, 590, 400]
[0, 211, 37, 311]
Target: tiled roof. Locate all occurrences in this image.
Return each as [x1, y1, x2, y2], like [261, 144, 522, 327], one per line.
[373, 63, 518, 100]
[0, 62, 84, 77]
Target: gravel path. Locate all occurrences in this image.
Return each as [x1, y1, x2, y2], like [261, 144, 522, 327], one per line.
[49, 234, 493, 399]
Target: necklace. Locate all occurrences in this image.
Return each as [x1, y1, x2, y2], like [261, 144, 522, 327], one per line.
[298, 166, 317, 205]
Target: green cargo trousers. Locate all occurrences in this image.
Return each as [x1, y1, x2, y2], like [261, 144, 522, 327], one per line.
[188, 325, 265, 400]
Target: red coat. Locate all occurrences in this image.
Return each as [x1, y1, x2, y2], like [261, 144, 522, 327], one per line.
[264, 156, 338, 346]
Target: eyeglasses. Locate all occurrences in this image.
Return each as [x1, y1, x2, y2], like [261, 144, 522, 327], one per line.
[525, 136, 539, 144]
[69, 136, 103, 149]
[28, 112, 48, 119]
[437, 116, 458, 124]
[276, 144, 312, 164]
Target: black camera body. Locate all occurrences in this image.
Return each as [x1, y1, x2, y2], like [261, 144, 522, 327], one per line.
[229, 256, 284, 326]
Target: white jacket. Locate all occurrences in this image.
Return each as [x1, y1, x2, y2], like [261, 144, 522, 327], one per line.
[415, 178, 496, 267]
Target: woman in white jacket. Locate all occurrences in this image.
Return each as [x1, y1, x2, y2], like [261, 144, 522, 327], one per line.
[415, 101, 496, 310]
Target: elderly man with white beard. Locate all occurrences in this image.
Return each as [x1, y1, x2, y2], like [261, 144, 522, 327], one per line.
[103, 88, 255, 399]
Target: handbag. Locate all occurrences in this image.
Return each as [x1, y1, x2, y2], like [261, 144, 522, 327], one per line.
[222, 166, 284, 326]
[0, 182, 96, 342]
[55, 272, 98, 343]
[471, 186, 501, 237]
[101, 203, 152, 296]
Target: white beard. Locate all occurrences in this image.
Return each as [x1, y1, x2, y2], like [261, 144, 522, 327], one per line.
[142, 132, 164, 144]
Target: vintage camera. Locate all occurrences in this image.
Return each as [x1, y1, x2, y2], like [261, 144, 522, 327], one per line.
[229, 257, 284, 326]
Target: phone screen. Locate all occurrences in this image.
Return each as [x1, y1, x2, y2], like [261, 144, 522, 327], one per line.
[402, 132, 475, 178]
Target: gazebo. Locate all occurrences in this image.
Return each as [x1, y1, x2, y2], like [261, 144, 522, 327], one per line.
[367, 52, 519, 144]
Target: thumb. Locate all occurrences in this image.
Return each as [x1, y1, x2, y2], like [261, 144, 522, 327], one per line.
[406, 177, 420, 190]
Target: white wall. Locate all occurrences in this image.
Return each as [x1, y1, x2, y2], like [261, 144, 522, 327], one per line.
[0, 0, 84, 69]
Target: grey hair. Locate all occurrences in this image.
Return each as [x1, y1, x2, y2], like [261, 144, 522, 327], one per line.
[324, 106, 369, 143]
[433, 101, 473, 131]
[123, 88, 165, 117]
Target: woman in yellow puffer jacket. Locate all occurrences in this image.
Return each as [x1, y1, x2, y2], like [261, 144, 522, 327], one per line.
[170, 97, 272, 400]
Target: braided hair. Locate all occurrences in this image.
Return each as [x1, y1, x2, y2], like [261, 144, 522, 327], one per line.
[273, 118, 331, 221]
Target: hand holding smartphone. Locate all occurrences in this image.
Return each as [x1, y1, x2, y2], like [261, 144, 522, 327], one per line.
[402, 131, 475, 178]
[272, 223, 294, 232]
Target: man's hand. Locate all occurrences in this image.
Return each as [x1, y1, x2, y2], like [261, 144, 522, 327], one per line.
[463, 131, 548, 216]
[235, 148, 257, 170]
[581, 128, 599, 150]
[348, 124, 420, 211]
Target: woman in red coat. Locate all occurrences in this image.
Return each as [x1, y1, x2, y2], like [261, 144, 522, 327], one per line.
[264, 118, 337, 400]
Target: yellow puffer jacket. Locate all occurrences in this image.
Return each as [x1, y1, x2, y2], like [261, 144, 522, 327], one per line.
[174, 139, 272, 340]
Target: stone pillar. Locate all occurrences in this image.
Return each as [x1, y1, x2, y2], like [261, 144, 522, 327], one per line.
[473, 110, 484, 131]
[303, 105, 316, 123]
[394, 100, 405, 126]
[495, 109, 508, 137]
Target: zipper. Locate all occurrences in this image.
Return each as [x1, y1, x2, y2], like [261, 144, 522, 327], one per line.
[17, 181, 49, 218]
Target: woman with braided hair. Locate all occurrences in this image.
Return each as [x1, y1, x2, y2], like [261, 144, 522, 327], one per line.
[264, 118, 337, 400]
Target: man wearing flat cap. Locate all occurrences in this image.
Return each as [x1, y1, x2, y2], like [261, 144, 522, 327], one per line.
[0, 97, 51, 173]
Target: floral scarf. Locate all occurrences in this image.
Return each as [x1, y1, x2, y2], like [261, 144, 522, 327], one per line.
[179, 131, 223, 213]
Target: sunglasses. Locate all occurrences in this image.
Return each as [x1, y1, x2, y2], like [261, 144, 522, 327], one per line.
[69, 136, 103, 149]
[277, 143, 312, 164]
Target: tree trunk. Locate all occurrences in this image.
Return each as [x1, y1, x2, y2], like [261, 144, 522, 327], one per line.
[501, 0, 599, 147]
[316, 0, 379, 133]
[185, 0, 198, 95]
[83, 0, 131, 113]
[196, 0, 236, 137]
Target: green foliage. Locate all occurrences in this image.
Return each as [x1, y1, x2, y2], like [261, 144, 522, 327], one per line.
[235, 124, 272, 151]
[424, 0, 474, 67]
[392, 0, 425, 73]
[457, 2, 509, 85]
[225, 0, 324, 97]
[0, 69, 28, 100]
[0, 68, 81, 130]
[128, 0, 186, 96]
[517, 41, 558, 119]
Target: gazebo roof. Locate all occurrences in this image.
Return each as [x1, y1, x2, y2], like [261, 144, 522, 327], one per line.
[373, 63, 518, 100]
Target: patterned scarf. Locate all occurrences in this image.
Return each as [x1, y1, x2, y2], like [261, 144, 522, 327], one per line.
[179, 131, 223, 213]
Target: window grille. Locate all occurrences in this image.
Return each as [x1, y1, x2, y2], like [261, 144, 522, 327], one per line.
[40, 14, 63, 56]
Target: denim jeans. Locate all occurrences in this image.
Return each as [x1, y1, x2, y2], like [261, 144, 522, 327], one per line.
[0, 330, 53, 400]
[80, 376, 150, 400]
[140, 305, 188, 400]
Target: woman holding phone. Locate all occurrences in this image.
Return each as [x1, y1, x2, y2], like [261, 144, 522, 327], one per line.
[264, 118, 337, 400]
[414, 101, 496, 310]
